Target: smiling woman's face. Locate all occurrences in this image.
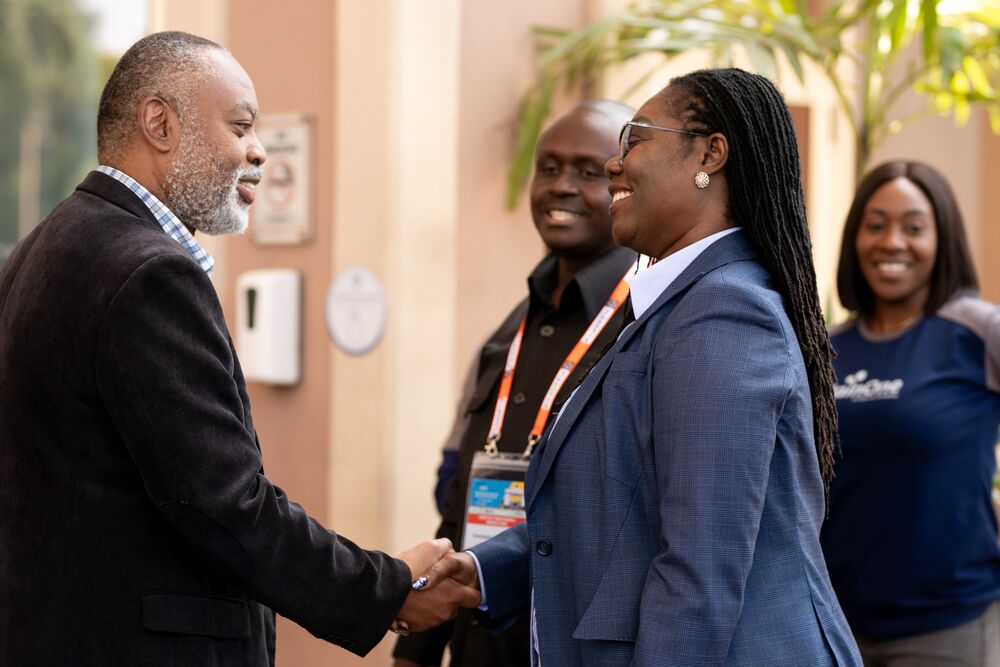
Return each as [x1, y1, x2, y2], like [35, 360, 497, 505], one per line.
[604, 88, 708, 259]
[855, 176, 938, 314]
[529, 107, 621, 261]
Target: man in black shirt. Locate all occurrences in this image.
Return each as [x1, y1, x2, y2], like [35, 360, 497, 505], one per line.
[394, 99, 634, 667]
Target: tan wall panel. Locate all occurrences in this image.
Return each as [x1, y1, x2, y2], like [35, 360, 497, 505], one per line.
[329, 0, 392, 556]
[455, 0, 591, 381]
[224, 1, 335, 525]
[225, 2, 339, 665]
[980, 121, 1000, 303]
[224, 0, 336, 511]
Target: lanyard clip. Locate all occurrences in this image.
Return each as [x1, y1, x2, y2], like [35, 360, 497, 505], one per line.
[523, 434, 540, 459]
[485, 435, 500, 457]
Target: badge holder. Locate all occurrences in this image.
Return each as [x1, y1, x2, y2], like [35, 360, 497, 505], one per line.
[461, 448, 529, 550]
[460, 263, 635, 552]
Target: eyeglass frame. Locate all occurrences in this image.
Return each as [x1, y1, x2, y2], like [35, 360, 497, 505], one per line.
[617, 121, 709, 164]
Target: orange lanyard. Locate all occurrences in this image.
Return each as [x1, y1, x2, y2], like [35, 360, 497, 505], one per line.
[485, 262, 636, 458]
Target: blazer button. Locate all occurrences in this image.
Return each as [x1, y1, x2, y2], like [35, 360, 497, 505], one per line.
[512, 391, 526, 405]
[536, 539, 552, 556]
[539, 325, 555, 338]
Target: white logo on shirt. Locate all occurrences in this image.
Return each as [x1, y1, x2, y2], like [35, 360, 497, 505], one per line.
[834, 369, 904, 402]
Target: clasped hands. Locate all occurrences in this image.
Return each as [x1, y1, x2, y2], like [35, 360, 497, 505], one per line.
[393, 538, 480, 635]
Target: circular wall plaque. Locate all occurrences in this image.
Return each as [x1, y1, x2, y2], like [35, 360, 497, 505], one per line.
[325, 266, 388, 356]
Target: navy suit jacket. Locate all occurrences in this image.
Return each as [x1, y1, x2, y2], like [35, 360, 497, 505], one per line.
[471, 231, 861, 666]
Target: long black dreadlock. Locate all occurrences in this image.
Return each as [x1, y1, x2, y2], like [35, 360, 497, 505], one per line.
[668, 68, 839, 493]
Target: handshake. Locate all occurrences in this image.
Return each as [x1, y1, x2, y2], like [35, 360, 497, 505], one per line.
[392, 538, 482, 635]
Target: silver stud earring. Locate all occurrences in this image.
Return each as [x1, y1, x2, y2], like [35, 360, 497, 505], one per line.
[694, 171, 710, 189]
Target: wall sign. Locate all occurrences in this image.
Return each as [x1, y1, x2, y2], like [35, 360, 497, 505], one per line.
[251, 114, 313, 245]
[325, 266, 388, 356]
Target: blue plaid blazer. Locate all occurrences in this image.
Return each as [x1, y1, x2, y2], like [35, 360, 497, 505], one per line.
[471, 231, 861, 666]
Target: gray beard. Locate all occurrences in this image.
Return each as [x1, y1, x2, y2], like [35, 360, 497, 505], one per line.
[163, 132, 251, 236]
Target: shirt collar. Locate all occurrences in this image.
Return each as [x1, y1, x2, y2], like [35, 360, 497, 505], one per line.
[626, 227, 741, 319]
[96, 165, 214, 275]
[527, 245, 636, 320]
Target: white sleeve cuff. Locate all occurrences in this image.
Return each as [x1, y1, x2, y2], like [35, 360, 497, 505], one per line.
[467, 550, 488, 611]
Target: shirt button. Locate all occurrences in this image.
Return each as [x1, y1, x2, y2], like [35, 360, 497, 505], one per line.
[512, 392, 526, 405]
[539, 325, 555, 338]
[536, 540, 552, 556]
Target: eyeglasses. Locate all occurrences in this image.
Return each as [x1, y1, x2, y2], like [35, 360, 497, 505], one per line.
[617, 121, 708, 164]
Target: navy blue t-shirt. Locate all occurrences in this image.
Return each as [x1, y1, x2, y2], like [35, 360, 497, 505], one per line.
[821, 296, 1000, 639]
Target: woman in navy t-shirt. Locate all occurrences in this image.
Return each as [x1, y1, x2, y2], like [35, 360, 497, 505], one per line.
[821, 160, 1000, 666]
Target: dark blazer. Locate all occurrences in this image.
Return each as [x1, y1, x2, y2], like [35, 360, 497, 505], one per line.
[471, 231, 862, 666]
[0, 172, 410, 666]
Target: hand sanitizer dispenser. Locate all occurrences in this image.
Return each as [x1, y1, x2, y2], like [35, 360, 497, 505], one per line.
[235, 269, 301, 385]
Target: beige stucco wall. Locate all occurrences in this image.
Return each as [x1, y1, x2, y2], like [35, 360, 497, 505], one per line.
[453, 1, 592, 376]
[980, 120, 1000, 302]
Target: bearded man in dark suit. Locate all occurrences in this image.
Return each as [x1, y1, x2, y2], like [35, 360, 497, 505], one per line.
[0, 31, 477, 667]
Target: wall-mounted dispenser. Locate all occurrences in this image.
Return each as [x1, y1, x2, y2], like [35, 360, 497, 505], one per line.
[235, 269, 301, 385]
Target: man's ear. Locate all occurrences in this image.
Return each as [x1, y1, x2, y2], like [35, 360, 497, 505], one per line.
[137, 96, 178, 154]
[700, 132, 729, 175]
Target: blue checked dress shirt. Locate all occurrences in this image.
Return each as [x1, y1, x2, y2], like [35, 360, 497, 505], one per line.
[96, 165, 214, 275]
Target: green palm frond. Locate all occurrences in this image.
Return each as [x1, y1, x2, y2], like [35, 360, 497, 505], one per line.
[505, 0, 1000, 208]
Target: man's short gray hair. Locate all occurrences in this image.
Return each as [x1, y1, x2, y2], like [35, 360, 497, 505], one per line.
[97, 31, 224, 163]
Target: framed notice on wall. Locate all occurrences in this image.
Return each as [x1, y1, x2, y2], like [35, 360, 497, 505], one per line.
[250, 113, 314, 245]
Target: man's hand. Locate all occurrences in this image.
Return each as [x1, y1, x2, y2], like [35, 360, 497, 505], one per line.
[392, 543, 481, 633]
[397, 538, 454, 581]
[421, 550, 479, 590]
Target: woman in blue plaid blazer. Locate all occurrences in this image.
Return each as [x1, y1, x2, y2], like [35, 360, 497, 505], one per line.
[436, 69, 861, 666]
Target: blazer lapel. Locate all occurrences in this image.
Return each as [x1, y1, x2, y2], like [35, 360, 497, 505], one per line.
[526, 337, 615, 507]
[634, 229, 757, 328]
[526, 230, 758, 507]
[76, 170, 164, 231]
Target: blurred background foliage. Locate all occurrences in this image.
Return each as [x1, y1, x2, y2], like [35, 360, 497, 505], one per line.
[0, 0, 102, 265]
[507, 0, 1000, 207]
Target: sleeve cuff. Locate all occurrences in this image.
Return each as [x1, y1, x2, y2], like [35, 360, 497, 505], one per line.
[467, 550, 489, 611]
